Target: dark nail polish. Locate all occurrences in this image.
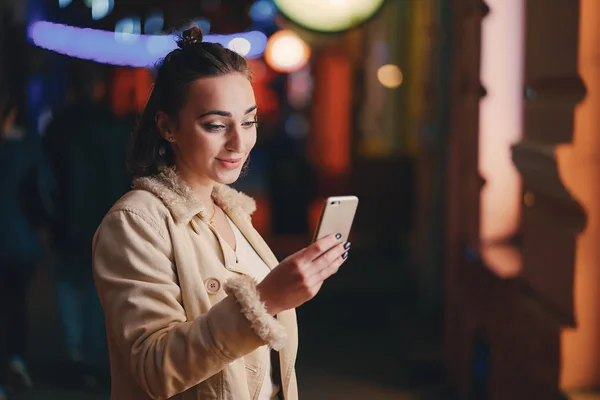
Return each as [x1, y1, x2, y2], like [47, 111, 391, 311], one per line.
[342, 251, 349, 259]
[344, 242, 351, 249]
[335, 233, 342, 240]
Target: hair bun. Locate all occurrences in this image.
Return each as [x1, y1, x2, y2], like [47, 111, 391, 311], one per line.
[177, 26, 204, 49]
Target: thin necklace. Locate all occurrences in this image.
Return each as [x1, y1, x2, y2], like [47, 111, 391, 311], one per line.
[209, 202, 217, 229]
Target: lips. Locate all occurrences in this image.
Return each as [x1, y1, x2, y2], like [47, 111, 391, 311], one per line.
[216, 157, 243, 170]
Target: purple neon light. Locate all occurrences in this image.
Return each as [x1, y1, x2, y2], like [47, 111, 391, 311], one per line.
[28, 21, 267, 67]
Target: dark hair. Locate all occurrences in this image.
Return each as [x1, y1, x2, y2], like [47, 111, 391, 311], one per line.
[127, 26, 252, 176]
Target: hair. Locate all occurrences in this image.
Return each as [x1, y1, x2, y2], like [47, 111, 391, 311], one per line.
[127, 26, 252, 177]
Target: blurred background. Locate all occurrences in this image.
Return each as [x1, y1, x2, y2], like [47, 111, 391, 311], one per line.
[1, 0, 600, 399]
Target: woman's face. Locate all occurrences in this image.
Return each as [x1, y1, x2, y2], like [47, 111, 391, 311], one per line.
[165, 73, 258, 185]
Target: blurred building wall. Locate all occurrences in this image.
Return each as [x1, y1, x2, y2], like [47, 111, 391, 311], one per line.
[558, 0, 600, 388]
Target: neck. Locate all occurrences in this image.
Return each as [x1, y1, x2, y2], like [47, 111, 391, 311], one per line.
[175, 167, 215, 208]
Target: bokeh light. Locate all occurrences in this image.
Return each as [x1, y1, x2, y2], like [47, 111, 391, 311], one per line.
[115, 17, 141, 44]
[195, 18, 211, 35]
[91, 0, 114, 20]
[274, 0, 385, 32]
[28, 21, 268, 67]
[250, 0, 277, 23]
[144, 11, 164, 35]
[264, 30, 310, 73]
[228, 37, 252, 56]
[377, 64, 403, 88]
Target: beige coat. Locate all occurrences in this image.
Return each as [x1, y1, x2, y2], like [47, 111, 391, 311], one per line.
[92, 168, 299, 400]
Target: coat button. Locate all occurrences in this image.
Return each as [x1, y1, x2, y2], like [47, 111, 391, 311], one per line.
[205, 278, 221, 294]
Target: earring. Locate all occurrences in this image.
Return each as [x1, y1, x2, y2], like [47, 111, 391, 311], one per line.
[158, 146, 165, 156]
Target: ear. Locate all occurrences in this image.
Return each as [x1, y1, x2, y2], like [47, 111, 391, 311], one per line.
[156, 110, 176, 142]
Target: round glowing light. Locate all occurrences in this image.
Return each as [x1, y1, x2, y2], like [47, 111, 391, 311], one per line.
[274, 0, 385, 33]
[144, 11, 164, 34]
[195, 18, 211, 35]
[115, 17, 141, 44]
[228, 37, 252, 56]
[377, 64, 403, 88]
[91, 0, 114, 20]
[264, 30, 310, 73]
[250, 0, 277, 23]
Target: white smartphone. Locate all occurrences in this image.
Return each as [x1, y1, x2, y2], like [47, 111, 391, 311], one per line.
[312, 196, 359, 243]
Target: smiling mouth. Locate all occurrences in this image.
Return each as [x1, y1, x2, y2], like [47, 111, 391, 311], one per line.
[216, 157, 244, 170]
[217, 158, 243, 163]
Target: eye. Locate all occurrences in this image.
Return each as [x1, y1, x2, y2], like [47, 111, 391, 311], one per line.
[204, 123, 226, 132]
[242, 120, 259, 129]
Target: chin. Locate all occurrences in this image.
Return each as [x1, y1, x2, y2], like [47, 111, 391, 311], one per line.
[213, 170, 242, 185]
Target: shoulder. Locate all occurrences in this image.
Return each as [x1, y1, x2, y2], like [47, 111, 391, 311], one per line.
[101, 189, 173, 237]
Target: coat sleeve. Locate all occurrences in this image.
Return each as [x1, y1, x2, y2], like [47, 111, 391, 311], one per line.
[92, 208, 287, 400]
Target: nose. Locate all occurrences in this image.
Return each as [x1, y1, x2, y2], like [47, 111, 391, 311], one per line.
[225, 126, 244, 153]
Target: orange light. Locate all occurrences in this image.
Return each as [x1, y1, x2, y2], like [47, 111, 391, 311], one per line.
[264, 30, 310, 73]
[559, 0, 600, 387]
[111, 67, 152, 117]
[377, 64, 403, 88]
[309, 50, 352, 176]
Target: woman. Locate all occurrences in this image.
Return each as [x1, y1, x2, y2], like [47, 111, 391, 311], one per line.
[92, 27, 351, 400]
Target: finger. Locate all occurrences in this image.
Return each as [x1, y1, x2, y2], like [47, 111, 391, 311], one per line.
[302, 233, 342, 262]
[306, 245, 349, 285]
[312, 240, 350, 271]
[317, 251, 348, 282]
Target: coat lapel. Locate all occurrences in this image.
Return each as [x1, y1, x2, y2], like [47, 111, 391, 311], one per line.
[133, 168, 256, 225]
[225, 210, 279, 270]
[134, 167, 277, 273]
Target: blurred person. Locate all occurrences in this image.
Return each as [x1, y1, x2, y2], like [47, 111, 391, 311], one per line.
[0, 93, 53, 398]
[42, 60, 131, 387]
[92, 26, 351, 400]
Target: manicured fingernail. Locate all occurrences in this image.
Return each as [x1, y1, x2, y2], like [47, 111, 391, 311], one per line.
[335, 233, 342, 240]
[344, 242, 351, 249]
[342, 251, 349, 259]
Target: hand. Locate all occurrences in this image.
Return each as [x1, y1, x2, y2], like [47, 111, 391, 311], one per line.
[257, 233, 350, 315]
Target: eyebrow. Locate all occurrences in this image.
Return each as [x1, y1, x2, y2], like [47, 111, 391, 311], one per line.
[197, 105, 257, 119]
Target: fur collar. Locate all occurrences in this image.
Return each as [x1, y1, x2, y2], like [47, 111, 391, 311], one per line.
[133, 167, 256, 224]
